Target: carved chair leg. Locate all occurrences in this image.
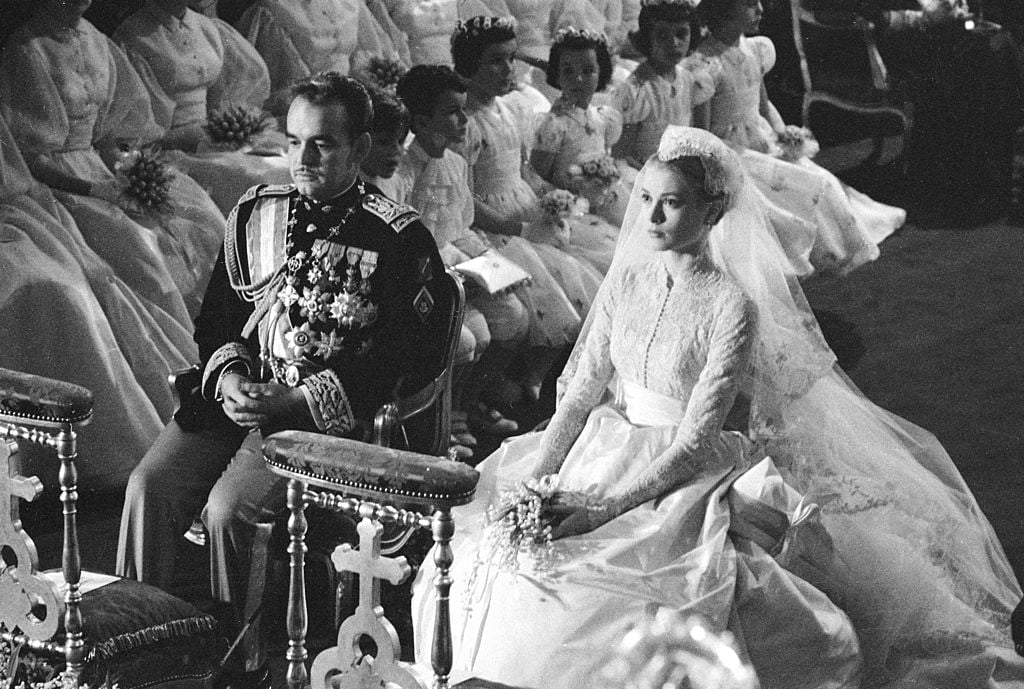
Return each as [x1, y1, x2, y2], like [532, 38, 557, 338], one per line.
[430, 508, 454, 689]
[58, 427, 85, 681]
[286, 479, 309, 689]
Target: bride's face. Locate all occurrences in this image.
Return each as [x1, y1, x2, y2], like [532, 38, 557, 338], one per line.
[637, 162, 716, 254]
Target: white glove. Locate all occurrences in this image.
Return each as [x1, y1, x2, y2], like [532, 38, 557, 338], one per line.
[90, 179, 122, 205]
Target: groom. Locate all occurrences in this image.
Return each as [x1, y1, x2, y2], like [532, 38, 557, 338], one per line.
[116, 72, 445, 686]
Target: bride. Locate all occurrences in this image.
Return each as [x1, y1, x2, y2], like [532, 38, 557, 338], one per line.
[413, 126, 1024, 688]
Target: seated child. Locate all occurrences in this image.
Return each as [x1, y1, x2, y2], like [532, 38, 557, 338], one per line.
[359, 88, 412, 203]
[395, 66, 531, 439]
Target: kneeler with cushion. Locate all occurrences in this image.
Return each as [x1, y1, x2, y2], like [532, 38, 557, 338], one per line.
[0, 367, 219, 688]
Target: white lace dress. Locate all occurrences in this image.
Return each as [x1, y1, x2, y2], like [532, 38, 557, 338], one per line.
[694, 35, 904, 276]
[413, 258, 862, 688]
[612, 59, 715, 165]
[534, 96, 635, 231]
[0, 15, 226, 321]
[113, 3, 292, 216]
[458, 99, 594, 337]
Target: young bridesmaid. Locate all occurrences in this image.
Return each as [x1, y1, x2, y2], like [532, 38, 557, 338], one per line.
[531, 27, 634, 233]
[611, 0, 714, 168]
[451, 15, 587, 405]
[694, 0, 904, 275]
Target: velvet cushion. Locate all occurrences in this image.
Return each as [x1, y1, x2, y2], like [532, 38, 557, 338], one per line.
[0, 367, 93, 426]
[46, 576, 219, 689]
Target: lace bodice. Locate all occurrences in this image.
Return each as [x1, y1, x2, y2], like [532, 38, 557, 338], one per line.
[543, 258, 756, 479]
[694, 35, 777, 153]
[0, 17, 163, 157]
[533, 97, 622, 189]
[612, 60, 715, 163]
[114, 5, 224, 131]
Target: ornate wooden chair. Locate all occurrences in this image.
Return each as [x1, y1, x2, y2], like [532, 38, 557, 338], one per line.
[789, 0, 912, 172]
[261, 431, 480, 689]
[0, 368, 218, 688]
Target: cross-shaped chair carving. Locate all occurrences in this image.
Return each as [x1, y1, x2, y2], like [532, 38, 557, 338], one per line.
[261, 430, 480, 689]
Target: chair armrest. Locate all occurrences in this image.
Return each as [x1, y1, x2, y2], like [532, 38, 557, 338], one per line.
[0, 367, 93, 428]
[263, 430, 479, 509]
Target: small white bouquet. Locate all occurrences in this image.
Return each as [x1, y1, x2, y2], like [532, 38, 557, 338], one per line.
[568, 152, 621, 190]
[354, 56, 407, 93]
[485, 474, 561, 571]
[526, 189, 577, 249]
[775, 125, 820, 162]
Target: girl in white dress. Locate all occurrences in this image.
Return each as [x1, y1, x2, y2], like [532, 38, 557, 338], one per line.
[0, 0, 226, 322]
[611, 0, 715, 168]
[415, 126, 1024, 689]
[532, 27, 633, 239]
[114, 0, 293, 216]
[693, 0, 904, 276]
[451, 16, 596, 403]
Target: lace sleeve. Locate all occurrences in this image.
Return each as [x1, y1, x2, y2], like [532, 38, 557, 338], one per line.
[534, 271, 619, 476]
[609, 288, 757, 515]
[748, 36, 777, 77]
[533, 112, 566, 153]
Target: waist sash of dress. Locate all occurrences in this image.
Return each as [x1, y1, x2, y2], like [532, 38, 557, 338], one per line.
[171, 88, 208, 129]
[618, 379, 687, 427]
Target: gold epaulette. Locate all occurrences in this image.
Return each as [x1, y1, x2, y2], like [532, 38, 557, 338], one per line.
[362, 193, 419, 233]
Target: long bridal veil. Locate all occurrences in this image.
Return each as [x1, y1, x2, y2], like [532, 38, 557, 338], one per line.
[563, 126, 1022, 683]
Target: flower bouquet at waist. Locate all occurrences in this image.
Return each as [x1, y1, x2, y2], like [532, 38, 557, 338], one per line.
[113, 146, 174, 217]
[524, 188, 575, 249]
[567, 152, 625, 220]
[775, 125, 820, 162]
[567, 152, 621, 190]
[353, 56, 407, 93]
[485, 474, 561, 571]
[205, 105, 269, 151]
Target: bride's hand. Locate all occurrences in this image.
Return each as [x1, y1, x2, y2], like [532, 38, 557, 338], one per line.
[548, 497, 614, 540]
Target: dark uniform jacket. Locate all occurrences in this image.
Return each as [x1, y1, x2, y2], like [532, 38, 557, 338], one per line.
[196, 179, 445, 438]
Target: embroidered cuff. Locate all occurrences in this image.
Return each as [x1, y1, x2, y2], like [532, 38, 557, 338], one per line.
[202, 343, 253, 400]
[302, 369, 355, 436]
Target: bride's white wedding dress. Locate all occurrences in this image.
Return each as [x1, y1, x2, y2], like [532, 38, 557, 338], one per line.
[413, 258, 862, 689]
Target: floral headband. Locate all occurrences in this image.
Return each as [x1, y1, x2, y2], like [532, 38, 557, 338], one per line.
[553, 26, 608, 47]
[640, 0, 700, 8]
[452, 16, 517, 42]
[657, 126, 743, 209]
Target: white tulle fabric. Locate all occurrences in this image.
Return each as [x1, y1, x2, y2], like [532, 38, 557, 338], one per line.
[564, 126, 1024, 686]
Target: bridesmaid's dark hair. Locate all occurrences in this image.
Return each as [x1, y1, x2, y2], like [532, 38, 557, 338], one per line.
[546, 28, 614, 92]
[450, 16, 517, 79]
[630, 3, 699, 58]
[396, 65, 467, 134]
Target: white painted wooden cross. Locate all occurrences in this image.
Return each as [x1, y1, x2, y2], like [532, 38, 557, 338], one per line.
[311, 517, 428, 689]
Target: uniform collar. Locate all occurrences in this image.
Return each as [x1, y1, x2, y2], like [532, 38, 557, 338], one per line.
[297, 178, 365, 214]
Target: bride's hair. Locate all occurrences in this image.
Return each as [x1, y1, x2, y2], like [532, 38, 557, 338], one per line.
[654, 155, 728, 225]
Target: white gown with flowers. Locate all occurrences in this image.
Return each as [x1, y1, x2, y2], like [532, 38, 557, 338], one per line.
[612, 60, 715, 166]
[0, 15, 226, 321]
[113, 2, 292, 216]
[413, 259, 862, 689]
[694, 35, 904, 275]
[458, 99, 587, 343]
